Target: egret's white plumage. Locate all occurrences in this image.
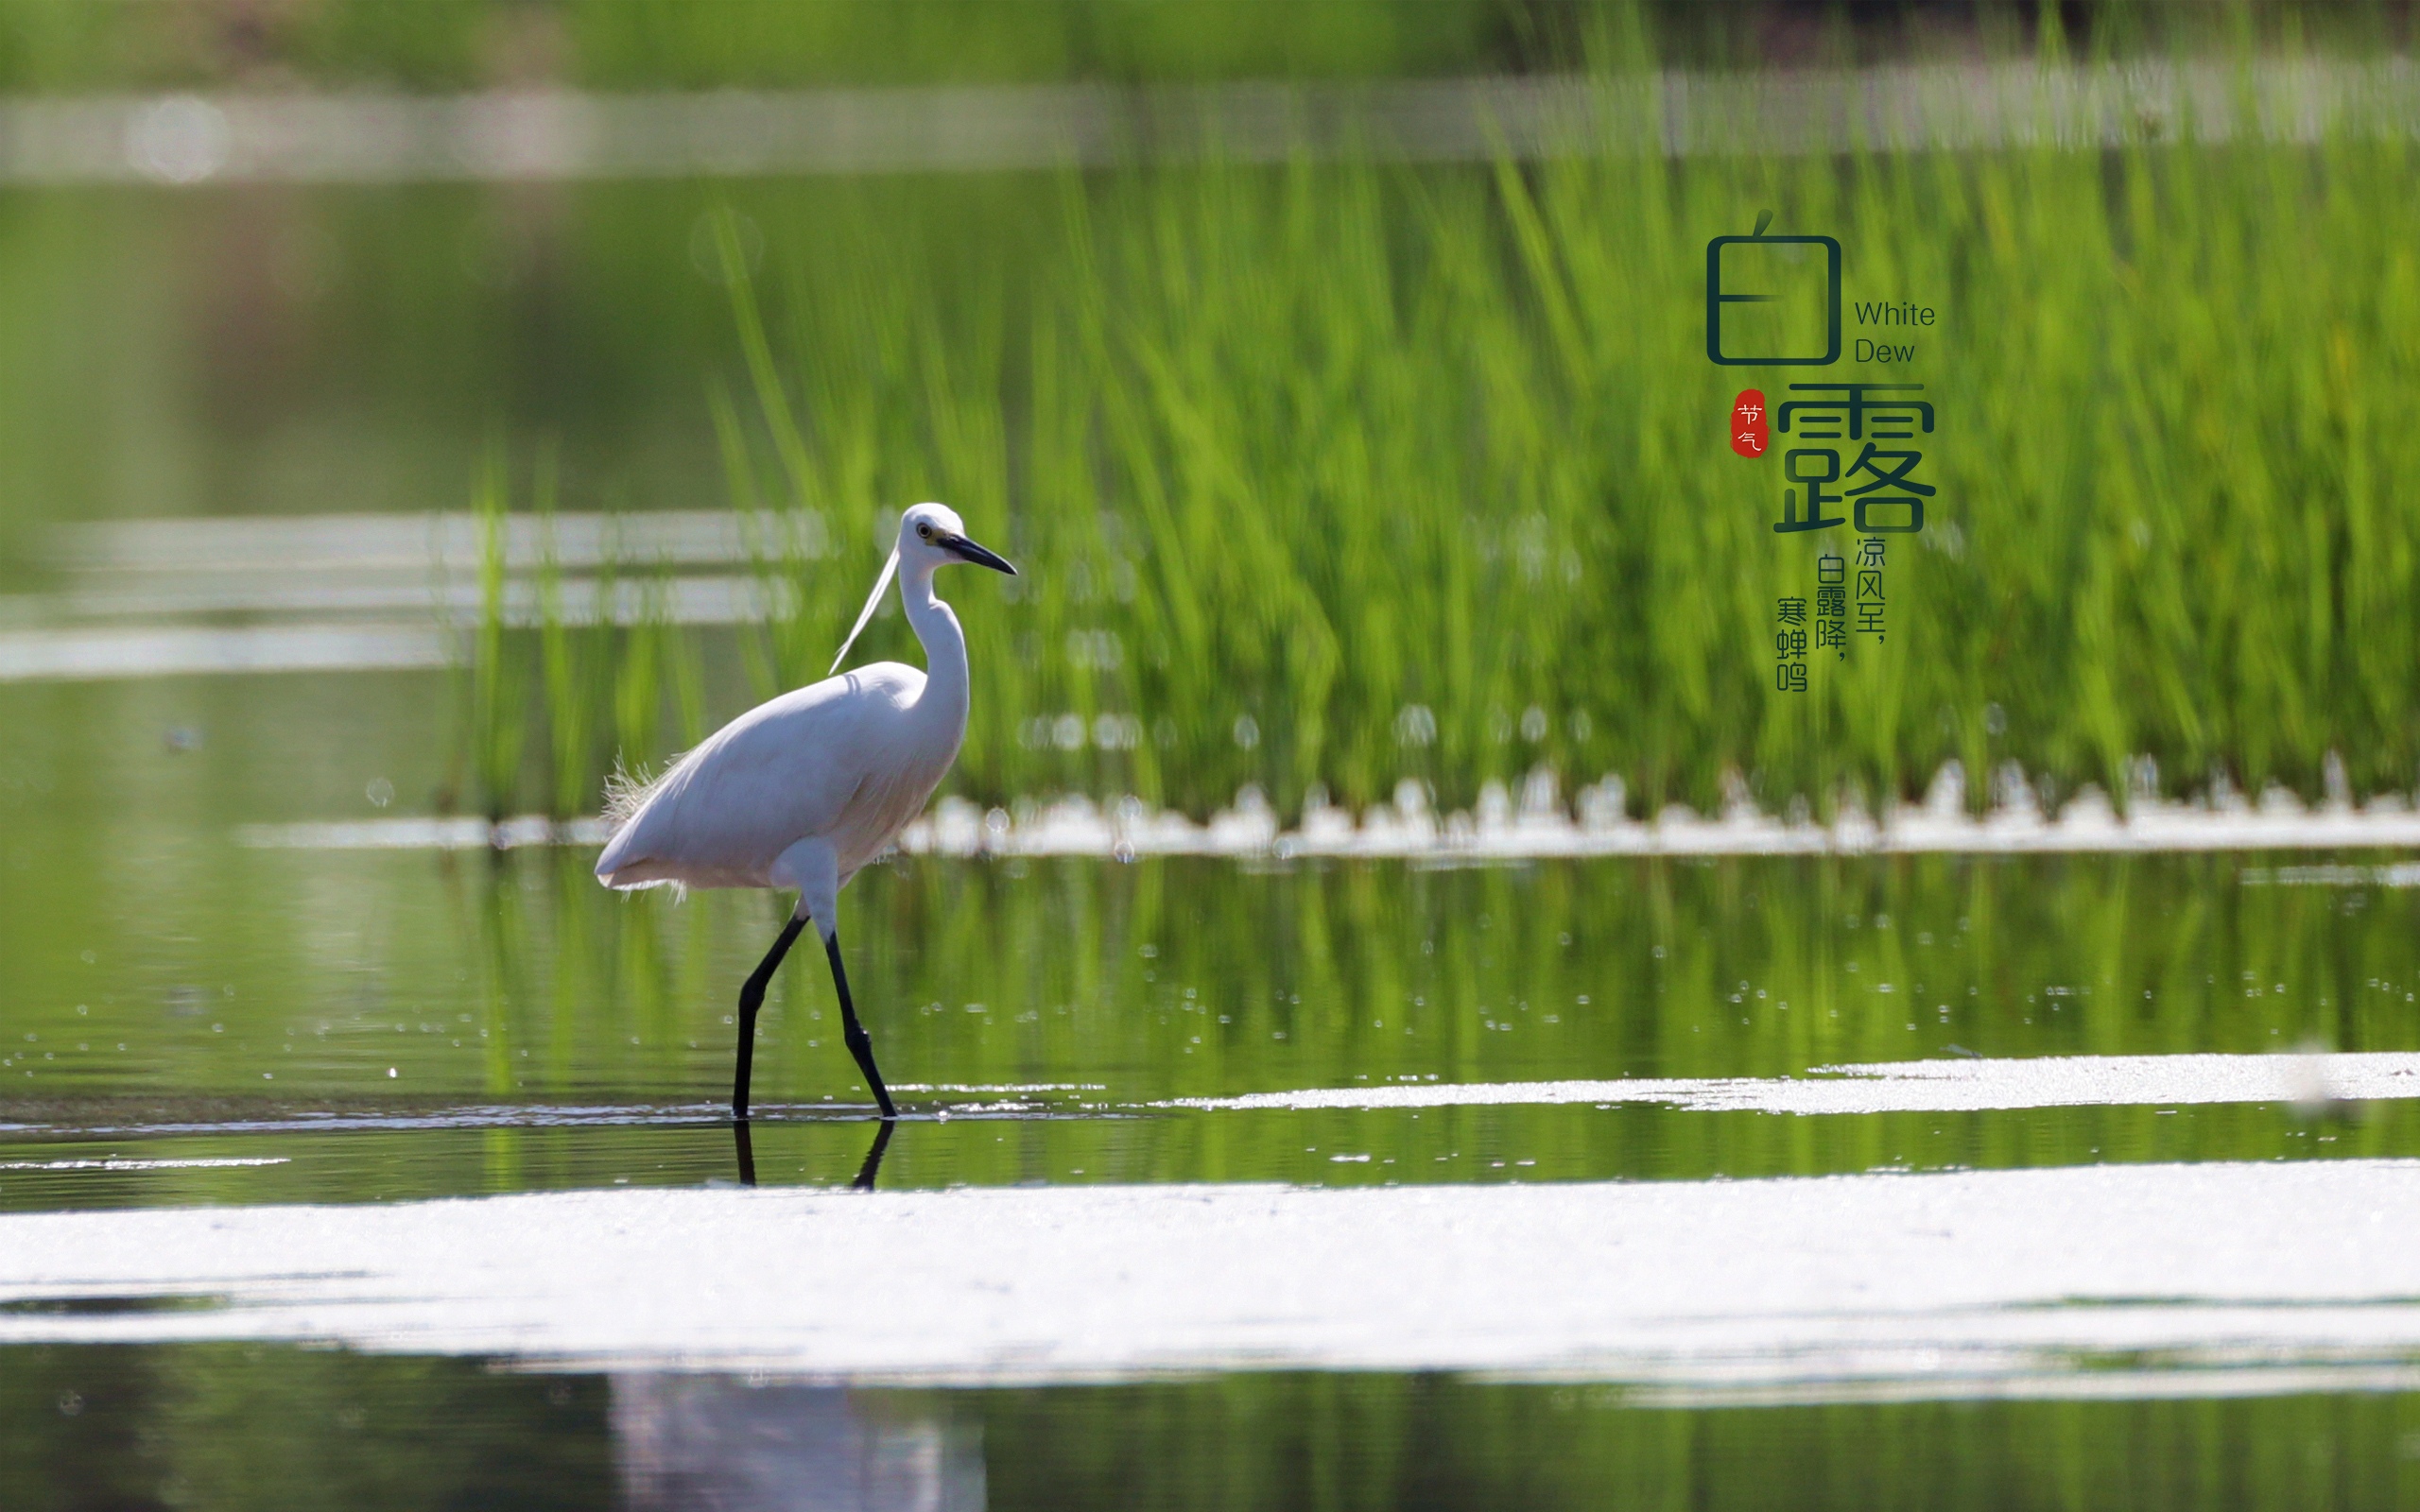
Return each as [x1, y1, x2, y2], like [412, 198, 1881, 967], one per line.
[595, 502, 1015, 1119]
[596, 661, 957, 893]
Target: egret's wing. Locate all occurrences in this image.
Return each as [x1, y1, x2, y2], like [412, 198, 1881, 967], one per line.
[830, 547, 899, 675]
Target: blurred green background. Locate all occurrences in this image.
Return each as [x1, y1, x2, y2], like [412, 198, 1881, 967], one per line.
[4, 2, 2413, 828]
[0, 0, 1557, 92]
[0, 0, 2395, 91]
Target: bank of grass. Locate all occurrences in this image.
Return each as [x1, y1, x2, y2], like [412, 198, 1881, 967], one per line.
[464, 64, 2420, 825]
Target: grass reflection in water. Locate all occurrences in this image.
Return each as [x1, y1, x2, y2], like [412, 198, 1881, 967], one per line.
[4, 850, 2417, 1205]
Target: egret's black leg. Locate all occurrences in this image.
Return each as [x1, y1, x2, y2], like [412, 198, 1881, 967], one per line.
[852, 1117, 897, 1191]
[824, 931, 897, 1117]
[732, 1118, 757, 1187]
[734, 915, 808, 1119]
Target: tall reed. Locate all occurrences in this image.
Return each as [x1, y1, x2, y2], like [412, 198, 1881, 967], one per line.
[466, 447, 525, 823]
[459, 449, 712, 823]
[466, 44, 2420, 824]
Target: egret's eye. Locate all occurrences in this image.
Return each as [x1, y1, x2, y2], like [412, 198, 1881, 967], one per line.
[917, 523, 932, 540]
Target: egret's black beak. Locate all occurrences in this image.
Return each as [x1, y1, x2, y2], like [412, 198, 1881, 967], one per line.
[943, 533, 1017, 576]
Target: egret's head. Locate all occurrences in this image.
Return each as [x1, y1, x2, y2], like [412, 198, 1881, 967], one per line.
[829, 503, 1016, 674]
[897, 503, 1016, 576]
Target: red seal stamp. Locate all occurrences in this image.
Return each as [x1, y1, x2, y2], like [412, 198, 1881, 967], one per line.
[1731, 389, 1769, 458]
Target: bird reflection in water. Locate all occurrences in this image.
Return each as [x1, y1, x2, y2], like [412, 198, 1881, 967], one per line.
[732, 1117, 897, 1191]
[852, 1119, 896, 1189]
[616, 1373, 983, 1512]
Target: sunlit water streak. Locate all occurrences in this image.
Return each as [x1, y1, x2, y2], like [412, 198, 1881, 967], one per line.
[0, 623, 447, 680]
[0, 510, 808, 683]
[3, 1160, 2416, 1401]
[10, 61, 2419, 189]
[1161, 1052, 2420, 1116]
[0, 1157, 286, 1171]
[18, 1050, 2400, 1139]
[0, 1096, 1087, 1140]
[233, 790, 2420, 859]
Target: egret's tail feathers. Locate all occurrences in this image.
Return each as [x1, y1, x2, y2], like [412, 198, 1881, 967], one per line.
[599, 762, 653, 838]
[602, 873, 688, 901]
[600, 748, 689, 839]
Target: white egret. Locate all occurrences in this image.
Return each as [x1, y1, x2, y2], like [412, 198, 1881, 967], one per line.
[595, 503, 1016, 1119]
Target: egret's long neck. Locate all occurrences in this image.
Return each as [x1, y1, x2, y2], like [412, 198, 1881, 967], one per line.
[899, 564, 969, 723]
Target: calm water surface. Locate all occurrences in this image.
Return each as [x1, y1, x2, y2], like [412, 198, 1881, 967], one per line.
[9, 676, 2420, 1507]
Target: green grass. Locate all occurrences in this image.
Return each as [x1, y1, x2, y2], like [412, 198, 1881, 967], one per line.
[460, 54, 2420, 823]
